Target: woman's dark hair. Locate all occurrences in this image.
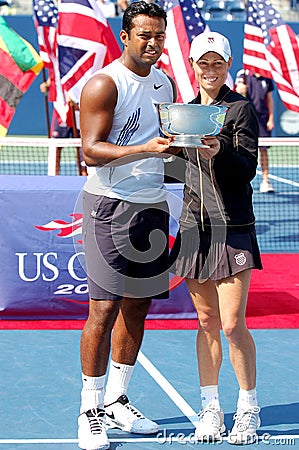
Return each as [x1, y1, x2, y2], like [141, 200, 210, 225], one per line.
[122, 1, 167, 35]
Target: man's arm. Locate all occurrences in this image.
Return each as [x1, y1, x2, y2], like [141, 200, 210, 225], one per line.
[266, 91, 274, 131]
[235, 69, 247, 97]
[235, 80, 247, 97]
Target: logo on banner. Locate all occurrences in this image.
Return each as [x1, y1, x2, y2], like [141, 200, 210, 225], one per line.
[25, 213, 183, 303]
[14, 213, 88, 307]
[35, 213, 83, 244]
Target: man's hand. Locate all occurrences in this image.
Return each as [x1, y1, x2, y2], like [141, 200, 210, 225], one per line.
[235, 81, 247, 97]
[142, 136, 182, 156]
[40, 79, 50, 94]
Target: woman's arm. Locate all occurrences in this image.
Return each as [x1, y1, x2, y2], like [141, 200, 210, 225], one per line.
[215, 101, 259, 183]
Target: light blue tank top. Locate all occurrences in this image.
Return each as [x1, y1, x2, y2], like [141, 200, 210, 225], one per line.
[84, 60, 173, 203]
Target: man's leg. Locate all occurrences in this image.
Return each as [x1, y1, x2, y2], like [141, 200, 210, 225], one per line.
[111, 297, 151, 364]
[104, 297, 159, 434]
[259, 147, 274, 192]
[81, 299, 121, 376]
[259, 147, 269, 183]
[55, 147, 62, 175]
[78, 298, 120, 450]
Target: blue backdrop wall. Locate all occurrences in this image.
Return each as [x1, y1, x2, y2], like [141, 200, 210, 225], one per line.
[4, 15, 299, 137]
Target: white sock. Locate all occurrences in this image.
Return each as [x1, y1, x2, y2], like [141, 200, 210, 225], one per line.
[200, 385, 220, 410]
[80, 373, 106, 413]
[104, 360, 134, 406]
[237, 388, 258, 411]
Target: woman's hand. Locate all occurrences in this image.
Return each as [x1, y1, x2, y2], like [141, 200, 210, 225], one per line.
[198, 136, 220, 159]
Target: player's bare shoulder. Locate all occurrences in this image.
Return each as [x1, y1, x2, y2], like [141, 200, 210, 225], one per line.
[80, 72, 117, 107]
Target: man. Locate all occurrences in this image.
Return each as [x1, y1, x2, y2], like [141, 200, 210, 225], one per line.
[78, 2, 179, 449]
[235, 70, 275, 193]
[40, 79, 87, 175]
[98, 0, 116, 18]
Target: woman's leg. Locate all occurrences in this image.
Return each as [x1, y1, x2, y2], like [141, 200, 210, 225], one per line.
[217, 269, 256, 390]
[186, 278, 222, 386]
[216, 269, 260, 444]
[186, 278, 225, 440]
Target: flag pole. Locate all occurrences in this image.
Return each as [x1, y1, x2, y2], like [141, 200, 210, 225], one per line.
[69, 101, 87, 176]
[42, 67, 51, 138]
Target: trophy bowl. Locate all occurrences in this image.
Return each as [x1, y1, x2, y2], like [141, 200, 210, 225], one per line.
[158, 103, 228, 148]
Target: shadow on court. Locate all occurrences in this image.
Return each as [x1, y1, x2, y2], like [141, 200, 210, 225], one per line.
[260, 402, 299, 433]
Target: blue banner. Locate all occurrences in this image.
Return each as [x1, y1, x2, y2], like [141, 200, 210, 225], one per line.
[0, 176, 196, 319]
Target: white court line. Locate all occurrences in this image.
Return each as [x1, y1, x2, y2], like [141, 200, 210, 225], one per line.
[137, 351, 199, 428]
[0, 435, 298, 444]
[0, 440, 77, 444]
[256, 169, 299, 188]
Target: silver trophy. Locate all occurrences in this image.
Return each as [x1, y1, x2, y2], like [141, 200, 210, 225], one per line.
[158, 103, 228, 148]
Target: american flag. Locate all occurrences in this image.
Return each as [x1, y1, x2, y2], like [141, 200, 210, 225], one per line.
[243, 0, 299, 113]
[57, 0, 121, 105]
[157, 0, 207, 103]
[33, 0, 69, 124]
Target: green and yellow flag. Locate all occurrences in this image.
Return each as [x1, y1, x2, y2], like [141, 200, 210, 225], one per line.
[0, 16, 43, 137]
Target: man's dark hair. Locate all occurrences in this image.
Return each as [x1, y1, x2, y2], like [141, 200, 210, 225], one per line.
[122, 1, 167, 34]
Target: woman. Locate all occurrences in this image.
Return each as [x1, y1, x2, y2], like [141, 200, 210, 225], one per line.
[172, 32, 262, 445]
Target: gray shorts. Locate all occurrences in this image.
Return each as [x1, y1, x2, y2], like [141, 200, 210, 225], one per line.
[170, 225, 262, 282]
[83, 192, 170, 300]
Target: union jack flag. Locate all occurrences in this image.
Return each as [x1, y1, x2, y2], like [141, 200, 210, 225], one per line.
[157, 0, 207, 103]
[33, 0, 69, 124]
[57, 0, 121, 104]
[243, 0, 299, 113]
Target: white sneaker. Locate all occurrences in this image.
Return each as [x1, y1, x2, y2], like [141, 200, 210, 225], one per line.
[105, 394, 159, 434]
[195, 406, 226, 441]
[228, 406, 261, 445]
[260, 181, 274, 193]
[78, 408, 110, 450]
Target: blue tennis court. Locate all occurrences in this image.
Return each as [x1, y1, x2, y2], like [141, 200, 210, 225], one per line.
[252, 167, 299, 253]
[0, 142, 298, 449]
[0, 329, 298, 449]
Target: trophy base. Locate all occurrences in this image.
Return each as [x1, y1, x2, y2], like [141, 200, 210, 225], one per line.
[170, 135, 209, 148]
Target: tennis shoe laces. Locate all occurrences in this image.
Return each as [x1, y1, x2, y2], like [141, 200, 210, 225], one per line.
[105, 394, 159, 434]
[195, 405, 226, 441]
[78, 407, 109, 450]
[228, 406, 261, 445]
